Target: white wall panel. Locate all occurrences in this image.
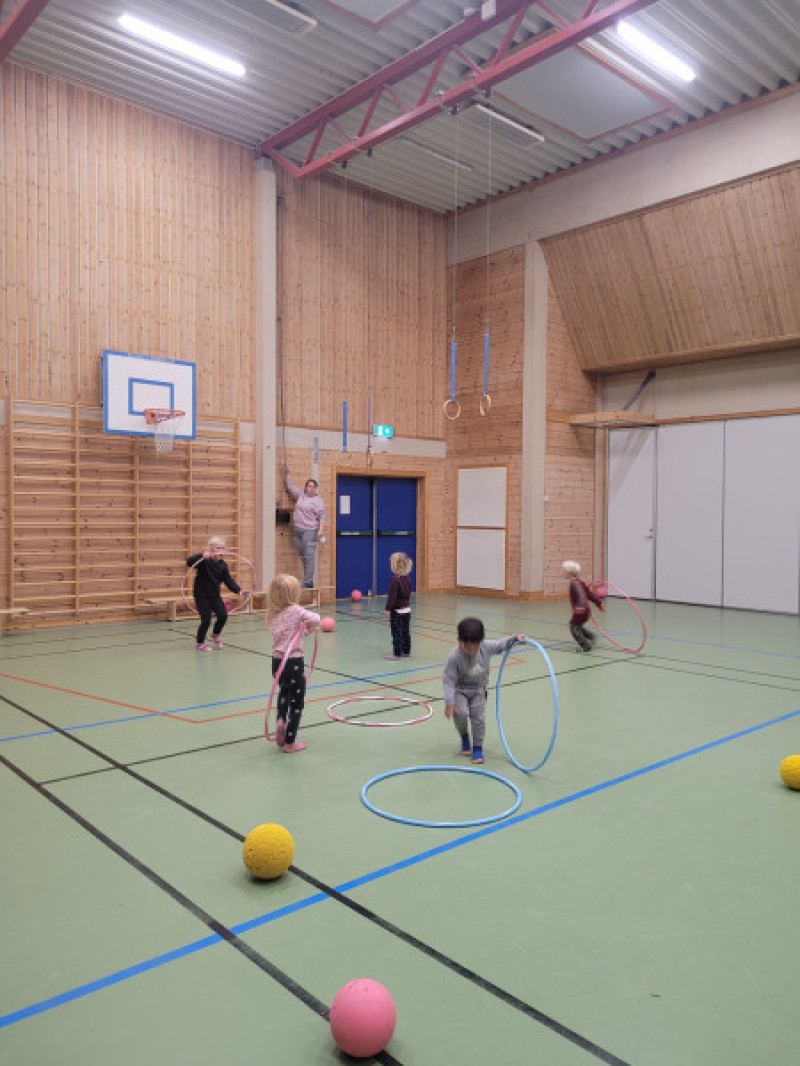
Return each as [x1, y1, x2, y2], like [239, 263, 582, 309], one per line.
[607, 428, 656, 600]
[656, 423, 724, 605]
[723, 416, 800, 612]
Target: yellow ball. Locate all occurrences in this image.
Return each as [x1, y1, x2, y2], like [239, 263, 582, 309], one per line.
[242, 823, 295, 879]
[779, 755, 800, 791]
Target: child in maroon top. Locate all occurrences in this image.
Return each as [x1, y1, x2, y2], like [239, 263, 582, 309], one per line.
[384, 552, 413, 660]
[562, 560, 604, 652]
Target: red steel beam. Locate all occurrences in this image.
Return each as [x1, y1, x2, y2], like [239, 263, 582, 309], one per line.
[0, 0, 51, 61]
[259, 0, 659, 178]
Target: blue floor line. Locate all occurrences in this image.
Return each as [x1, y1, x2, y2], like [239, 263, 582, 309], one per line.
[2, 703, 798, 1030]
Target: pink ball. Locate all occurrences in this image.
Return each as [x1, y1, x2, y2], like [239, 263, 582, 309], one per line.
[330, 979, 396, 1059]
[321, 616, 335, 632]
[351, 589, 363, 601]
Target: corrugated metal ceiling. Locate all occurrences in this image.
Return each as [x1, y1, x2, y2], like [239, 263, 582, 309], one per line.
[5, 0, 799, 212]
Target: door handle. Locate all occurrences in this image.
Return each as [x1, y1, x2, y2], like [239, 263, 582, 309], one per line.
[643, 530, 654, 539]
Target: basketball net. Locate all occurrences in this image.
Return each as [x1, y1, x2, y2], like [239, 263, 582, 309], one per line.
[144, 409, 184, 454]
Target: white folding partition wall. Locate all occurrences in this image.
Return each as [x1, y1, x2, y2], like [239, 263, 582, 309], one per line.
[655, 422, 724, 605]
[607, 416, 800, 613]
[606, 429, 656, 600]
[723, 416, 800, 613]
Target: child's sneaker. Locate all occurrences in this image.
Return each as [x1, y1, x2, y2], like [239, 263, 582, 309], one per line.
[384, 654, 402, 660]
[471, 746, 484, 765]
[195, 643, 211, 652]
[282, 741, 307, 753]
[459, 734, 472, 757]
[212, 636, 224, 649]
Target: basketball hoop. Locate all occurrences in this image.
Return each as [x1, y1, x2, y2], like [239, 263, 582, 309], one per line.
[144, 408, 185, 454]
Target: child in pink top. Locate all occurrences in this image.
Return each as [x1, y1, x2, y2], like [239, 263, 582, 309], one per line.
[267, 574, 320, 752]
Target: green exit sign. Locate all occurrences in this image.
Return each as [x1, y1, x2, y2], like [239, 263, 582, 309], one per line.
[373, 424, 394, 438]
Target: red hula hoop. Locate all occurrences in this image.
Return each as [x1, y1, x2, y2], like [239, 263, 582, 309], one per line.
[588, 579, 648, 654]
[265, 627, 319, 742]
[182, 551, 255, 616]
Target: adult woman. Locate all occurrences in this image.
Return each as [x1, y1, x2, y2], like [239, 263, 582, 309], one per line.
[284, 466, 326, 588]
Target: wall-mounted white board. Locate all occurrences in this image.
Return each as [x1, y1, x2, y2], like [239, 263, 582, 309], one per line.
[457, 529, 506, 590]
[457, 467, 507, 528]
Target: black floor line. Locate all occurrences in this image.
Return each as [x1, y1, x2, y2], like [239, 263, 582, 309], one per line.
[1, 691, 630, 1064]
[0, 753, 403, 1066]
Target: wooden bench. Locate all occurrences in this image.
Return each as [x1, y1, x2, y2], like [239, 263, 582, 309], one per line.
[250, 586, 325, 611]
[0, 606, 30, 635]
[140, 598, 180, 622]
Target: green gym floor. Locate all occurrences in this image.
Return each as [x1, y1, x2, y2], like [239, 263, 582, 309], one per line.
[1, 594, 799, 1065]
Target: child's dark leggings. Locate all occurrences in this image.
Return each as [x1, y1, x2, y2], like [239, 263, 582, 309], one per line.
[272, 656, 306, 745]
[389, 611, 411, 656]
[196, 593, 228, 644]
[569, 621, 594, 651]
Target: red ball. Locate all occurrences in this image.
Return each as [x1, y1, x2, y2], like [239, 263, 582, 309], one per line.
[351, 589, 363, 601]
[329, 978, 396, 1058]
[321, 616, 335, 632]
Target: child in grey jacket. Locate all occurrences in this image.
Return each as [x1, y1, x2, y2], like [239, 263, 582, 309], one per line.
[443, 617, 526, 764]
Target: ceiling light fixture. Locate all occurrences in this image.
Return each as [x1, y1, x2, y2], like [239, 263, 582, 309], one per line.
[617, 20, 695, 83]
[118, 14, 246, 77]
[403, 139, 474, 172]
[473, 103, 545, 143]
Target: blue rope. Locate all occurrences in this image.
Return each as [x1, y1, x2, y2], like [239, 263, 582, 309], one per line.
[449, 337, 457, 401]
[495, 638, 559, 773]
[342, 399, 348, 452]
[483, 331, 490, 396]
[361, 765, 522, 828]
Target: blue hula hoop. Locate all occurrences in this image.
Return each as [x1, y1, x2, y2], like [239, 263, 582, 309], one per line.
[495, 637, 559, 774]
[361, 765, 522, 829]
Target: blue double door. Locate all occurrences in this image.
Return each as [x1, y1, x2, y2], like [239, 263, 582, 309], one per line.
[335, 476, 418, 599]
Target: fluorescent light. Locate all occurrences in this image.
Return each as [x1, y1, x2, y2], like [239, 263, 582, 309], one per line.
[119, 14, 246, 78]
[618, 20, 695, 83]
[403, 138, 473, 172]
[474, 103, 545, 143]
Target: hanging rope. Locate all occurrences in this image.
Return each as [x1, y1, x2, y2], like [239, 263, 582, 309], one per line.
[342, 162, 349, 452]
[443, 107, 461, 422]
[480, 110, 492, 418]
[366, 149, 374, 467]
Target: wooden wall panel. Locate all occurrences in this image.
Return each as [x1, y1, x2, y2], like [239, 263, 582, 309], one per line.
[543, 280, 599, 596]
[443, 247, 525, 594]
[542, 164, 800, 372]
[0, 63, 255, 419]
[6, 401, 254, 625]
[276, 171, 448, 442]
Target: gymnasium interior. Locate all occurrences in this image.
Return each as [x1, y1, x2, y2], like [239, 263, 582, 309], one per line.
[1, 2, 799, 1063]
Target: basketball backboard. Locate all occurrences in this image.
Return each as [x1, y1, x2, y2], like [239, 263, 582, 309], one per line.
[102, 350, 196, 440]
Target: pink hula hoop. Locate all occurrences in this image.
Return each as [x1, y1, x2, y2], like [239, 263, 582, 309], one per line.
[265, 627, 319, 742]
[589, 579, 648, 654]
[326, 696, 432, 727]
[182, 551, 255, 616]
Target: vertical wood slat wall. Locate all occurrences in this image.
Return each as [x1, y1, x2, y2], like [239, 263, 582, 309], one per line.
[276, 170, 447, 441]
[8, 400, 251, 626]
[0, 63, 255, 420]
[541, 163, 800, 372]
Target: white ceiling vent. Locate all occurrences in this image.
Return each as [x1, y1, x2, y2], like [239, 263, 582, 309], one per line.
[228, 0, 317, 36]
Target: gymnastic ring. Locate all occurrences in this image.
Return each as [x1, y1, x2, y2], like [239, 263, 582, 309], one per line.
[361, 765, 522, 828]
[327, 695, 432, 727]
[589, 579, 648, 654]
[495, 638, 559, 773]
[443, 398, 461, 421]
[182, 551, 256, 616]
[479, 393, 492, 416]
